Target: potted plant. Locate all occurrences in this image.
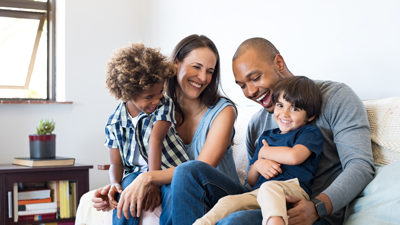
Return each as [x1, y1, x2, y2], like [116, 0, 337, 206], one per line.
[29, 119, 56, 159]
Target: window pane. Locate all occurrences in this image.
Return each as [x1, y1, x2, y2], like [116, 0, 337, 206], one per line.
[0, 15, 47, 99]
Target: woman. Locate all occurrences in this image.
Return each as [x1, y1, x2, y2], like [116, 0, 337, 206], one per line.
[92, 34, 245, 224]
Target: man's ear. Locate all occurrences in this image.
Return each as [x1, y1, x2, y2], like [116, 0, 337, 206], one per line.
[274, 54, 285, 72]
[307, 115, 316, 122]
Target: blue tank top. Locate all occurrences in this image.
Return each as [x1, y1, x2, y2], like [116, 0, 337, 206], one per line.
[184, 98, 240, 182]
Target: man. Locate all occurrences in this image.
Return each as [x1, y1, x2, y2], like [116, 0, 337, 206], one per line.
[167, 37, 375, 225]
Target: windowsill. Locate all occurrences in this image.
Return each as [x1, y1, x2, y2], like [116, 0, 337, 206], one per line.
[0, 100, 73, 104]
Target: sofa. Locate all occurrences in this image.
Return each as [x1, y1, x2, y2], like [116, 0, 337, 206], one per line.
[75, 97, 400, 225]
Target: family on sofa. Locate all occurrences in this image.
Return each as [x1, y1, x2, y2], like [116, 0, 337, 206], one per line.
[89, 34, 379, 225]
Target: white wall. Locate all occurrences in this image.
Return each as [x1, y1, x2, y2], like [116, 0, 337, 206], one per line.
[0, 0, 144, 190]
[1, 0, 399, 190]
[143, 0, 400, 106]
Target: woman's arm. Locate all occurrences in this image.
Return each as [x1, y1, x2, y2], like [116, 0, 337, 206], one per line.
[196, 105, 236, 166]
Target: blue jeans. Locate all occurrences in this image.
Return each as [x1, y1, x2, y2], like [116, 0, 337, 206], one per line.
[113, 172, 171, 225]
[160, 161, 250, 225]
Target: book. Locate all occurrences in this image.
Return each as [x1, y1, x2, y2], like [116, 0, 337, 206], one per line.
[18, 208, 57, 216]
[47, 180, 60, 218]
[65, 180, 70, 218]
[13, 157, 75, 167]
[18, 212, 55, 221]
[59, 180, 68, 218]
[69, 180, 77, 217]
[18, 189, 51, 200]
[13, 183, 18, 222]
[18, 202, 57, 211]
[18, 197, 52, 205]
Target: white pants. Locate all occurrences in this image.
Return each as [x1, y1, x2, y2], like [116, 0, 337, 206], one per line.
[193, 178, 309, 225]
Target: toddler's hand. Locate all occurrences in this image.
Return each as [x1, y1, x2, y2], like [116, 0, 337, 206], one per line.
[258, 139, 270, 159]
[254, 159, 282, 179]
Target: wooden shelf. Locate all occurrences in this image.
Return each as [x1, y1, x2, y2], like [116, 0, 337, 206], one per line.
[0, 163, 92, 224]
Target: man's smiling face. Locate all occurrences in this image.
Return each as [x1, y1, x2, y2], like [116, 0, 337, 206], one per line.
[233, 49, 284, 113]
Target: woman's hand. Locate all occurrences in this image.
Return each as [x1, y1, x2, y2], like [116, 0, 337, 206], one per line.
[91, 184, 113, 212]
[117, 173, 152, 219]
[108, 183, 123, 209]
[142, 184, 161, 212]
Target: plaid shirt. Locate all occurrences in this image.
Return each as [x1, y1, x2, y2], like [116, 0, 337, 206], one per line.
[105, 95, 189, 177]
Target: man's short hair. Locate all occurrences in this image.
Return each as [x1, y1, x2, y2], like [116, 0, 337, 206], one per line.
[232, 37, 280, 65]
[272, 76, 322, 119]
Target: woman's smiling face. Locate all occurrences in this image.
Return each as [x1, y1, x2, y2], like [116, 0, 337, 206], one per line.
[175, 47, 217, 101]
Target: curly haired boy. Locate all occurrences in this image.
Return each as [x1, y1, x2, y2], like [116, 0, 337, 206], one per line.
[103, 43, 189, 222]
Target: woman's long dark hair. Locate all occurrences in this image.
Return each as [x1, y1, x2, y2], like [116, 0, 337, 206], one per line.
[166, 34, 232, 126]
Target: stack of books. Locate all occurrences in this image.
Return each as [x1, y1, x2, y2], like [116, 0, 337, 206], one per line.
[17, 188, 57, 221]
[47, 180, 77, 219]
[14, 180, 78, 222]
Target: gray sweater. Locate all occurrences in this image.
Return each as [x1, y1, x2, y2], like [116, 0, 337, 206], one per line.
[245, 80, 375, 224]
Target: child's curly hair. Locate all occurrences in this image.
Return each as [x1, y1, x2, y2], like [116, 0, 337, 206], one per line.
[105, 43, 175, 102]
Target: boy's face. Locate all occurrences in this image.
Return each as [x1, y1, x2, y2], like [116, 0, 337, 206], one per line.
[273, 94, 315, 134]
[127, 82, 164, 116]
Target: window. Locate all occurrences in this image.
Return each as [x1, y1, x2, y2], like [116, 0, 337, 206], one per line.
[0, 0, 55, 100]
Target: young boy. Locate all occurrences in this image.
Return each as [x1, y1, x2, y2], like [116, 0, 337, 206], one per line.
[194, 76, 323, 225]
[103, 43, 189, 222]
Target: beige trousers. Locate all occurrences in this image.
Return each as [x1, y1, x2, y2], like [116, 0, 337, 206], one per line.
[193, 178, 309, 225]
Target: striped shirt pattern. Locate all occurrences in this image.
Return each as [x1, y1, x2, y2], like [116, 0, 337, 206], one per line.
[105, 95, 189, 177]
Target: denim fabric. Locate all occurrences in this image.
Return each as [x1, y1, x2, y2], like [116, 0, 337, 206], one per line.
[216, 210, 330, 225]
[161, 161, 250, 225]
[113, 172, 142, 225]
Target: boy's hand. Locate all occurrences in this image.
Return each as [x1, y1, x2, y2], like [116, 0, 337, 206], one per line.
[259, 139, 271, 159]
[142, 184, 161, 212]
[254, 159, 282, 179]
[108, 183, 123, 209]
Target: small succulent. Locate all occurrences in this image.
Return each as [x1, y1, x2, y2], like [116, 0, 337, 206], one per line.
[36, 119, 55, 135]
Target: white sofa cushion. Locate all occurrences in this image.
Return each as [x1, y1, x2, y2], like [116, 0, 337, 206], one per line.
[364, 97, 400, 165]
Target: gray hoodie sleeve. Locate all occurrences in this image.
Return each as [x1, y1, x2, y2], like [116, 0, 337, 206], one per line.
[318, 83, 375, 213]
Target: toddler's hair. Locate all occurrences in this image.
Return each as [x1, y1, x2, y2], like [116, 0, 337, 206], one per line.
[272, 76, 322, 119]
[105, 43, 175, 102]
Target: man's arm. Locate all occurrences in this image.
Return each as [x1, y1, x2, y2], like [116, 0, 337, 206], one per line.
[318, 85, 374, 212]
[287, 83, 375, 224]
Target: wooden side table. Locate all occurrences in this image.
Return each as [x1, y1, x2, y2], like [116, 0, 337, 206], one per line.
[0, 163, 93, 225]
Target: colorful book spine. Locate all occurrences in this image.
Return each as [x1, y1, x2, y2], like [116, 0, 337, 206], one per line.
[18, 212, 55, 221]
[59, 180, 65, 218]
[18, 197, 52, 205]
[65, 180, 70, 218]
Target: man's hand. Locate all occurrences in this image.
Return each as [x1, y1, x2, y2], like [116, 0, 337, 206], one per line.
[286, 195, 319, 225]
[254, 159, 282, 179]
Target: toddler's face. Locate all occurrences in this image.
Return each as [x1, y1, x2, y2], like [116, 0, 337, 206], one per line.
[128, 82, 164, 116]
[273, 94, 314, 134]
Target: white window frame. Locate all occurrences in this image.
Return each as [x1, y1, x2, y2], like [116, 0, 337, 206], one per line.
[0, 0, 56, 100]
